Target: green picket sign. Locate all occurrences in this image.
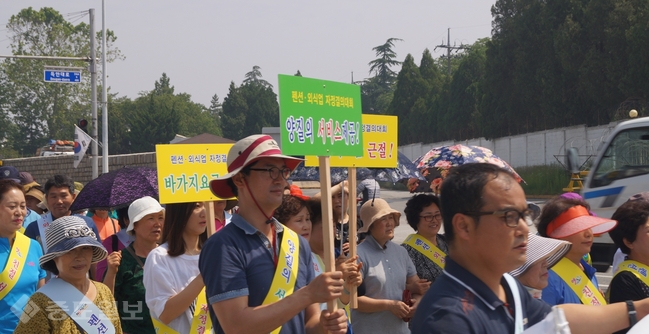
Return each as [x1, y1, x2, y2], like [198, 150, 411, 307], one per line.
[278, 74, 363, 157]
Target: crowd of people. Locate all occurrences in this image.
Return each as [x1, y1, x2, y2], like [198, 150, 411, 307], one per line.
[3, 134, 649, 333]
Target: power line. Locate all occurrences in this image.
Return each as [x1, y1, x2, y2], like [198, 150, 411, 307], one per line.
[434, 28, 469, 76]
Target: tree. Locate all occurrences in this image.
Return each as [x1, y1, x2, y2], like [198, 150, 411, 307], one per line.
[368, 38, 403, 89]
[124, 74, 221, 152]
[0, 7, 123, 155]
[153, 73, 174, 96]
[105, 95, 135, 154]
[243, 65, 273, 88]
[221, 82, 247, 140]
[208, 94, 223, 131]
[443, 39, 488, 140]
[221, 67, 280, 140]
[361, 38, 403, 115]
[387, 54, 430, 144]
[128, 93, 181, 152]
[295, 70, 303, 77]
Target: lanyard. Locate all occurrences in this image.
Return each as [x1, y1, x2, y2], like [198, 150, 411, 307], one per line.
[271, 223, 278, 267]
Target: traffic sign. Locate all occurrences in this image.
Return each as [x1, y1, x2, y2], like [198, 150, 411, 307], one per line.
[44, 70, 81, 83]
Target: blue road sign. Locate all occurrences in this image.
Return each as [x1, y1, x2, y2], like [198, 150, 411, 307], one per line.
[44, 70, 81, 83]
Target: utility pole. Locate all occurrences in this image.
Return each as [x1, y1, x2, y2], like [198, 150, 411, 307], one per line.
[89, 9, 98, 179]
[434, 28, 469, 76]
[0, 9, 103, 179]
[101, 0, 109, 174]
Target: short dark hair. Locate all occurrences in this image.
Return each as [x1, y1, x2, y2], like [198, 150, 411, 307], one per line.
[440, 163, 516, 243]
[44, 175, 75, 195]
[405, 194, 441, 231]
[116, 206, 130, 229]
[226, 164, 253, 197]
[537, 196, 590, 237]
[161, 202, 208, 257]
[274, 195, 309, 224]
[307, 198, 323, 226]
[609, 200, 649, 254]
[0, 179, 24, 202]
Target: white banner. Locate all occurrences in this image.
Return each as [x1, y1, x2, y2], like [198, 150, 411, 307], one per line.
[73, 125, 92, 168]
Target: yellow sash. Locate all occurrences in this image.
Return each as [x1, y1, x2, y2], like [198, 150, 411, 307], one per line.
[189, 288, 213, 334]
[615, 260, 649, 287]
[151, 317, 177, 334]
[151, 287, 213, 334]
[262, 227, 300, 334]
[402, 234, 446, 269]
[0, 232, 30, 300]
[552, 258, 607, 305]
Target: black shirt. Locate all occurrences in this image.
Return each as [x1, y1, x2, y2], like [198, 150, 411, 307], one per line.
[608, 270, 649, 334]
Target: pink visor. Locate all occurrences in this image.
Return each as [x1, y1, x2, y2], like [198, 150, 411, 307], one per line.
[547, 205, 617, 239]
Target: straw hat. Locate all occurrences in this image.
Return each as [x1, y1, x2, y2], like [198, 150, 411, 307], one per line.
[25, 187, 45, 204]
[359, 198, 401, 233]
[209, 135, 303, 199]
[313, 180, 349, 200]
[547, 205, 617, 238]
[127, 196, 165, 236]
[40, 216, 107, 272]
[509, 233, 572, 277]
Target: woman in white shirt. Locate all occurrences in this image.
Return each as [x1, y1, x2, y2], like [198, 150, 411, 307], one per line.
[143, 202, 207, 333]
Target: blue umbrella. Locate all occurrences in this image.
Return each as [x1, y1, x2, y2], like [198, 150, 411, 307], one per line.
[289, 151, 424, 185]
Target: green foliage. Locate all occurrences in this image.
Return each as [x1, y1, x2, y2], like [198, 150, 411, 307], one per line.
[368, 38, 403, 89]
[243, 65, 273, 88]
[361, 38, 403, 115]
[0, 7, 123, 156]
[222, 68, 280, 141]
[388, 54, 436, 144]
[480, 0, 649, 139]
[208, 94, 223, 131]
[110, 73, 222, 153]
[517, 165, 571, 196]
[128, 93, 181, 152]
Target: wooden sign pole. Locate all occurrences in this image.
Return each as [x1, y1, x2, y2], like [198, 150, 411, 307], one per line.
[318, 156, 338, 313]
[347, 167, 358, 308]
[205, 201, 215, 236]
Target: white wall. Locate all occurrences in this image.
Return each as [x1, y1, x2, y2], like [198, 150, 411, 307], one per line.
[399, 122, 619, 168]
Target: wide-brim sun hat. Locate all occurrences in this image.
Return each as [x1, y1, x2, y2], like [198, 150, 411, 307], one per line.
[25, 187, 45, 204]
[547, 205, 617, 239]
[209, 134, 304, 199]
[359, 198, 401, 233]
[313, 180, 349, 200]
[127, 196, 165, 235]
[510, 233, 572, 277]
[40, 216, 107, 272]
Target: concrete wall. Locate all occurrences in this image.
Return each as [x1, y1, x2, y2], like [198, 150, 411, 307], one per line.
[399, 122, 619, 168]
[2, 153, 156, 185]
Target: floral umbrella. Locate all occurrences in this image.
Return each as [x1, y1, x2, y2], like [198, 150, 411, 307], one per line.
[289, 151, 424, 185]
[413, 144, 524, 184]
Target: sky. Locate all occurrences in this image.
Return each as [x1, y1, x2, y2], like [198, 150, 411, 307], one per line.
[1, 1, 495, 108]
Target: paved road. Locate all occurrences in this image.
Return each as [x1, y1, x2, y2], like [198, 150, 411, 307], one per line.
[303, 189, 614, 289]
